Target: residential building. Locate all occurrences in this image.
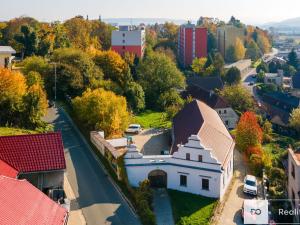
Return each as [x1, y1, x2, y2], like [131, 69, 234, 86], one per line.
[0, 132, 66, 191]
[264, 70, 284, 86]
[224, 59, 252, 77]
[288, 148, 300, 223]
[260, 92, 300, 128]
[182, 85, 239, 129]
[217, 25, 245, 59]
[111, 25, 146, 58]
[186, 75, 224, 92]
[0, 175, 68, 225]
[178, 23, 207, 67]
[291, 74, 300, 97]
[0, 46, 16, 69]
[124, 100, 235, 199]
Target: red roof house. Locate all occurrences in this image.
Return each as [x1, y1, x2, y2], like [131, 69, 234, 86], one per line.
[0, 132, 66, 176]
[0, 175, 68, 225]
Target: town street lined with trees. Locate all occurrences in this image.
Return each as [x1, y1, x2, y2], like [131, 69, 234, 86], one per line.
[0, 13, 299, 225]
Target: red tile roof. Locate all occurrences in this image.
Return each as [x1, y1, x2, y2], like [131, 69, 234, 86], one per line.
[0, 175, 68, 225]
[0, 132, 66, 173]
[0, 159, 18, 178]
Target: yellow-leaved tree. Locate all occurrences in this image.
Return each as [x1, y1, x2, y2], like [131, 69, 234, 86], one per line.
[72, 88, 130, 138]
[0, 68, 27, 125]
[234, 38, 246, 61]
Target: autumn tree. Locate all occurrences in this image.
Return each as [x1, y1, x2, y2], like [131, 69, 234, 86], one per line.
[191, 57, 207, 76]
[137, 52, 185, 108]
[64, 16, 93, 49]
[235, 38, 246, 60]
[0, 68, 27, 125]
[290, 108, 300, 133]
[257, 34, 271, 54]
[72, 88, 130, 138]
[236, 111, 263, 151]
[219, 85, 254, 113]
[94, 50, 131, 90]
[23, 83, 48, 128]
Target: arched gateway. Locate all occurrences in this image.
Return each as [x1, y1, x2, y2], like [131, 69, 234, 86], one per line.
[148, 170, 167, 188]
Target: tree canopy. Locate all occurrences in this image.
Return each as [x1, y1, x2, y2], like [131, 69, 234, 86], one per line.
[72, 88, 130, 138]
[236, 111, 263, 151]
[137, 52, 185, 108]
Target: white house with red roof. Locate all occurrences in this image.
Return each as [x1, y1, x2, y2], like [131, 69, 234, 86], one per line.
[0, 175, 68, 225]
[0, 132, 66, 191]
[124, 100, 235, 199]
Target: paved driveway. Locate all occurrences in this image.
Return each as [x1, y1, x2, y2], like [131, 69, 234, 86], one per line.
[153, 189, 174, 225]
[43, 107, 140, 225]
[216, 150, 262, 225]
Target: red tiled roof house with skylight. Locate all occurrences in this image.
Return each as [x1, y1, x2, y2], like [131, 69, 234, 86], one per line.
[0, 132, 66, 192]
[0, 175, 68, 225]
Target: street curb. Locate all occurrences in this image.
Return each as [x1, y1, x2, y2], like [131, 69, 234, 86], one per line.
[58, 107, 139, 220]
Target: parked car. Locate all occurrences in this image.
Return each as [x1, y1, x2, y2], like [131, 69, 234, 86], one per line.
[126, 124, 142, 134]
[249, 82, 254, 86]
[243, 175, 258, 195]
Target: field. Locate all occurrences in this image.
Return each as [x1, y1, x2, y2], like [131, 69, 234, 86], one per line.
[168, 190, 218, 225]
[133, 110, 171, 128]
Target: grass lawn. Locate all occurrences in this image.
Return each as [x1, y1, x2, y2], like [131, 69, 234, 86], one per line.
[168, 189, 218, 225]
[133, 110, 171, 129]
[0, 127, 38, 136]
[263, 133, 297, 161]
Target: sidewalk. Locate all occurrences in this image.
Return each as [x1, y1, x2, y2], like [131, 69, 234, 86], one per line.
[153, 188, 175, 225]
[64, 175, 86, 225]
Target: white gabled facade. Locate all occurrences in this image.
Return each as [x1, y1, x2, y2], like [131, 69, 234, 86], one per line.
[125, 135, 234, 199]
[216, 107, 239, 130]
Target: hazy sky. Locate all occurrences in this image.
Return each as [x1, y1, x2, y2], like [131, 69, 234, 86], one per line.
[0, 0, 299, 24]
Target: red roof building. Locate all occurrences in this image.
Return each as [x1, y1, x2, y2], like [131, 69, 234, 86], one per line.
[0, 175, 68, 225]
[0, 132, 66, 176]
[178, 23, 207, 67]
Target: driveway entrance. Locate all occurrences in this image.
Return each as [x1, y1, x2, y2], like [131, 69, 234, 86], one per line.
[148, 170, 167, 188]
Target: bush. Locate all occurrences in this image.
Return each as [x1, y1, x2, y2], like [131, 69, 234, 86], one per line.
[134, 180, 155, 225]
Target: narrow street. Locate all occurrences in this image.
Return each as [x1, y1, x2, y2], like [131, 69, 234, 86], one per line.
[43, 107, 141, 225]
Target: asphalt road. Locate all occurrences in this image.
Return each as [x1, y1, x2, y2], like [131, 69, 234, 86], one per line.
[43, 107, 141, 225]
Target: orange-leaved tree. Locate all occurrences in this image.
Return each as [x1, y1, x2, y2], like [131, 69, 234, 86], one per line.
[236, 111, 263, 152]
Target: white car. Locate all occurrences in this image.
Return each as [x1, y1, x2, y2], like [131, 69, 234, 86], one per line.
[126, 124, 142, 134]
[243, 175, 258, 196]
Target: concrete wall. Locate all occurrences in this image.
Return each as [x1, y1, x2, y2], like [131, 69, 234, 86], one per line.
[19, 170, 64, 191]
[125, 135, 233, 199]
[216, 107, 239, 130]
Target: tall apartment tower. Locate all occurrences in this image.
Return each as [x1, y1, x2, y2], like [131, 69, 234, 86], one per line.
[217, 25, 245, 59]
[178, 23, 207, 67]
[111, 25, 146, 58]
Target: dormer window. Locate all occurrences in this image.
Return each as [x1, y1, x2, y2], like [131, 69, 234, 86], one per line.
[186, 153, 190, 160]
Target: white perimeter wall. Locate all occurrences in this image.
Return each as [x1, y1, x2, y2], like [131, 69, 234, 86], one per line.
[125, 135, 234, 199]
